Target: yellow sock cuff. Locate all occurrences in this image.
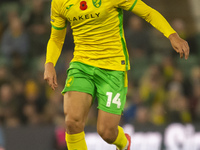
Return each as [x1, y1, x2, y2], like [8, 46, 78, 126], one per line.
[66, 131, 85, 143]
[113, 126, 128, 150]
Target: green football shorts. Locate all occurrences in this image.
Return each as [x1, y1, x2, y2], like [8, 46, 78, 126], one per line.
[62, 62, 128, 115]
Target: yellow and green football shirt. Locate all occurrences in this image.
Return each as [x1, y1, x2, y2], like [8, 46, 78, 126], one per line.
[47, 0, 176, 71]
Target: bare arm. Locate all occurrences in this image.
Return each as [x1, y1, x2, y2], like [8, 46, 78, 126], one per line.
[44, 62, 58, 90]
[168, 33, 189, 60]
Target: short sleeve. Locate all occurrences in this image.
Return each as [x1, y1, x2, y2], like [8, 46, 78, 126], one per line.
[50, 0, 67, 30]
[113, 0, 138, 11]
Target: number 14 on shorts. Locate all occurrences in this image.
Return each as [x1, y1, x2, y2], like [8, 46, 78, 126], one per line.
[106, 92, 121, 108]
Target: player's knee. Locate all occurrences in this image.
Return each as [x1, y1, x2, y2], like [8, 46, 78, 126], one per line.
[65, 117, 84, 134]
[97, 125, 115, 144]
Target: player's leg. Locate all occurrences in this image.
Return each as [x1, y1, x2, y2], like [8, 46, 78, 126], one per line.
[64, 91, 93, 150]
[97, 110, 130, 150]
[94, 69, 131, 150]
[62, 62, 97, 150]
[64, 91, 92, 134]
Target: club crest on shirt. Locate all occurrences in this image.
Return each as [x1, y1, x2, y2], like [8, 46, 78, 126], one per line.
[92, 0, 101, 8]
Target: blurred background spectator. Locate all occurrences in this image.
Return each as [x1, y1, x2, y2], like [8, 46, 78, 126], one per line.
[25, 0, 50, 58]
[0, 12, 29, 60]
[125, 15, 151, 57]
[0, 0, 199, 149]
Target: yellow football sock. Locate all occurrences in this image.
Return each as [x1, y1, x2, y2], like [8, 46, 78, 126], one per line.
[66, 131, 87, 150]
[113, 126, 128, 150]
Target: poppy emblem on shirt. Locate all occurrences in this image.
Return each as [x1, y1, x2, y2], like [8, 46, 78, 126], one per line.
[80, 1, 87, 10]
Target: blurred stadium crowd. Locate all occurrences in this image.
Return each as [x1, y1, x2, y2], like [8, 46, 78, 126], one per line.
[0, 0, 200, 149]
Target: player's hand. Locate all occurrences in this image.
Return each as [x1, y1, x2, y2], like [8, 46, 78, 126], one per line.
[168, 33, 190, 60]
[44, 62, 58, 90]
